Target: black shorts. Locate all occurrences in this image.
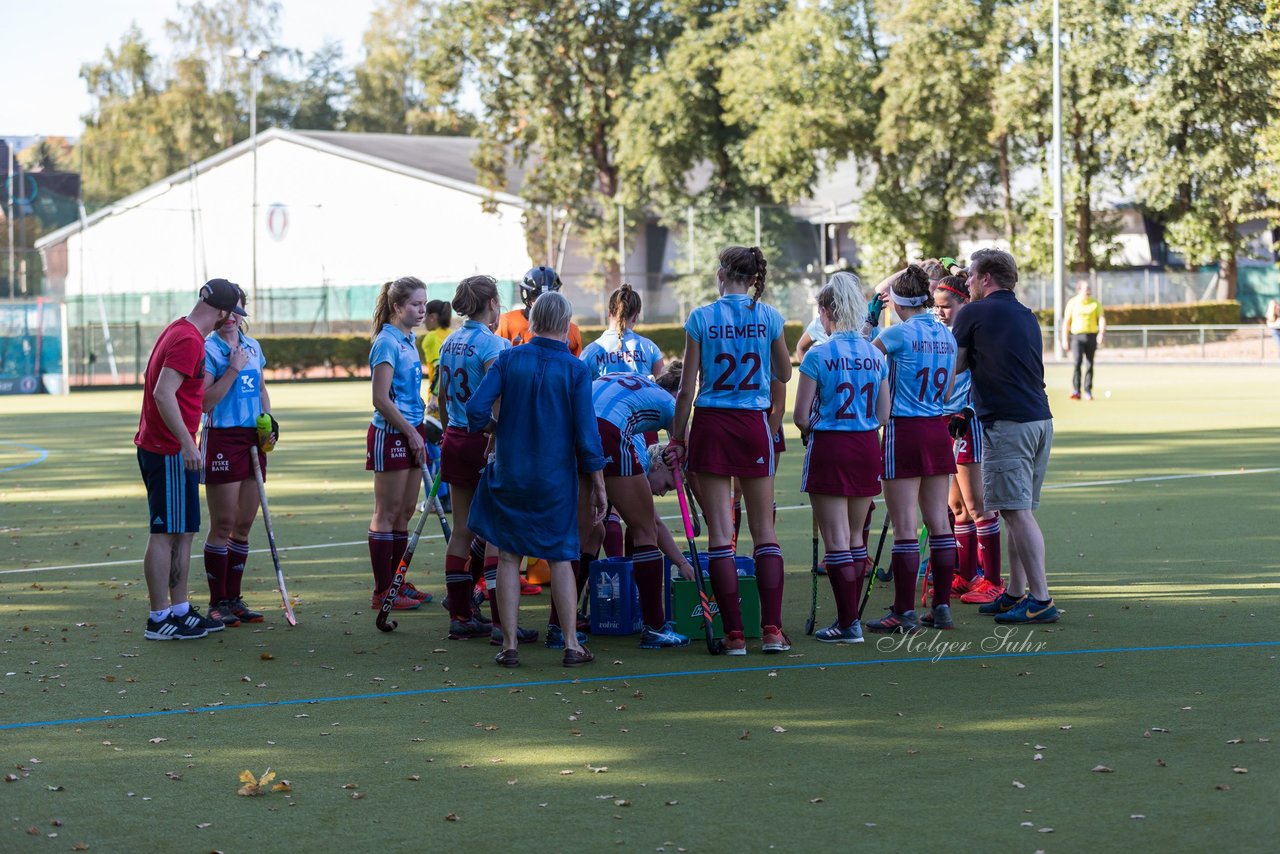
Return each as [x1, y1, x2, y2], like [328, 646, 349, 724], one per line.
[137, 447, 201, 534]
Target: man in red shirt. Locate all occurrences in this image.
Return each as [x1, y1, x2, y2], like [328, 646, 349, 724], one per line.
[136, 278, 247, 640]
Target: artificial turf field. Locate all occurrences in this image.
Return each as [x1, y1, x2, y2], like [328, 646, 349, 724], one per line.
[1, 364, 1277, 853]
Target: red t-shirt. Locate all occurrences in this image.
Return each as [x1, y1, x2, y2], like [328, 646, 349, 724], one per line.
[134, 318, 206, 454]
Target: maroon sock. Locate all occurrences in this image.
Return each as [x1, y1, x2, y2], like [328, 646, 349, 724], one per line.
[706, 544, 743, 633]
[468, 537, 487, 583]
[890, 539, 918, 614]
[929, 534, 957, 607]
[203, 542, 229, 606]
[227, 539, 249, 600]
[483, 557, 501, 626]
[444, 555, 473, 620]
[632, 545, 666, 628]
[824, 550, 856, 627]
[977, 514, 1002, 588]
[753, 542, 785, 629]
[603, 512, 624, 558]
[955, 522, 978, 581]
[850, 551, 869, 621]
[369, 530, 395, 592]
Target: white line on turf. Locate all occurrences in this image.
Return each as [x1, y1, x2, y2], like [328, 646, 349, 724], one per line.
[3, 466, 1277, 577]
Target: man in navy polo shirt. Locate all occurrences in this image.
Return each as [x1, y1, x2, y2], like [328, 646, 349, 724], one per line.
[951, 249, 1059, 624]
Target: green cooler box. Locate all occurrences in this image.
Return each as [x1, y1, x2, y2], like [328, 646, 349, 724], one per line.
[670, 577, 761, 639]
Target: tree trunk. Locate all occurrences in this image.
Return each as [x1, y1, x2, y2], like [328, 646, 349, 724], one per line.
[1218, 253, 1237, 301]
[998, 134, 1015, 244]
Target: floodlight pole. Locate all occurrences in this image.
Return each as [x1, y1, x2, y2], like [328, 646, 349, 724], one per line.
[1051, 0, 1065, 362]
[7, 141, 14, 298]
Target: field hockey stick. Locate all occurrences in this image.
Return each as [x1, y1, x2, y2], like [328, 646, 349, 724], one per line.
[683, 479, 701, 538]
[672, 464, 723, 655]
[804, 511, 820, 635]
[428, 463, 452, 542]
[250, 451, 297, 627]
[376, 463, 438, 633]
[860, 516, 891, 619]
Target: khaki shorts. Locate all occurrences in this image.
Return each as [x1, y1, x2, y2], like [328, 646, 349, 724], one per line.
[980, 419, 1053, 511]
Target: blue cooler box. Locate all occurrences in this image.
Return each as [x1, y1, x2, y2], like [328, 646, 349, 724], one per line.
[588, 557, 643, 635]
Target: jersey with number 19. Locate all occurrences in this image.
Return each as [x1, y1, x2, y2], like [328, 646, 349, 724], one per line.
[877, 312, 958, 418]
[438, 319, 509, 429]
[799, 331, 887, 432]
[685, 293, 784, 411]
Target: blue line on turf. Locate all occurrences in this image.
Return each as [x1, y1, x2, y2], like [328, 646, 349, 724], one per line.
[0, 442, 49, 474]
[2, 640, 1277, 732]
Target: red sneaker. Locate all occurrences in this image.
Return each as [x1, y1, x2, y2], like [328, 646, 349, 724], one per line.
[959, 577, 1005, 604]
[761, 625, 791, 653]
[951, 574, 976, 595]
[400, 580, 432, 603]
[519, 579, 543, 596]
[370, 590, 422, 611]
[723, 630, 747, 656]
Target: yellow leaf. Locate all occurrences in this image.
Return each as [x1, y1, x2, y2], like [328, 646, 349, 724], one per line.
[239, 770, 257, 785]
[271, 781, 292, 793]
[237, 784, 260, 796]
[258, 770, 276, 788]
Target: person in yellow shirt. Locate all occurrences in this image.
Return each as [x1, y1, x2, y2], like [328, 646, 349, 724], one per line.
[1061, 280, 1105, 400]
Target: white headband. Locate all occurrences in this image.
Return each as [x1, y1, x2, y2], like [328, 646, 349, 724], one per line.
[890, 290, 929, 307]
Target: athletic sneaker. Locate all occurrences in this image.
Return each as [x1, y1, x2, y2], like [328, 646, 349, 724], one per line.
[951, 574, 976, 595]
[994, 596, 1060, 624]
[226, 597, 263, 623]
[520, 579, 543, 596]
[919, 603, 954, 630]
[173, 605, 224, 635]
[723, 629, 747, 656]
[544, 624, 588, 650]
[814, 620, 864, 644]
[208, 601, 241, 628]
[1070, 392, 1081, 400]
[448, 618, 490, 640]
[640, 622, 690, 649]
[400, 581, 432, 603]
[960, 577, 1005, 604]
[1083, 392, 1094, 401]
[370, 591, 423, 611]
[977, 591, 1021, 616]
[813, 562, 827, 577]
[865, 608, 920, 634]
[144, 613, 208, 641]
[761, 625, 792, 653]
[490, 626, 539, 646]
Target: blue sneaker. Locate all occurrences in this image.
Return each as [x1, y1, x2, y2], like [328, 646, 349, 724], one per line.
[814, 620, 863, 644]
[977, 591, 1021, 616]
[865, 608, 919, 634]
[544, 623, 588, 650]
[994, 596, 1060, 624]
[640, 622, 690, 649]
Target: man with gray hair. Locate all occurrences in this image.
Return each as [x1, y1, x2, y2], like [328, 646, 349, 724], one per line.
[950, 249, 1059, 623]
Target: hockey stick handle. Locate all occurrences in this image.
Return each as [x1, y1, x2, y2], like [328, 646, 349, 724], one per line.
[250, 450, 295, 626]
[674, 466, 696, 542]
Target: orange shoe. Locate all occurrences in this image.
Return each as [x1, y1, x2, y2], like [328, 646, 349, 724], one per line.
[400, 580, 432, 603]
[371, 590, 423, 610]
[519, 579, 543, 596]
[951, 574, 976, 595]
[959, 577, 1005, 604]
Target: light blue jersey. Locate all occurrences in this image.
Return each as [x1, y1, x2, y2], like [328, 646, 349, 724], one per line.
[438, 320, 509, 428]
[877, 312, 957, 418]
[369, 323, 423, 431]
[204, 330, 267, 428]
[592, 374, 676, 472]
[799, 331, 887, 432]
[944, 368, 972, 414]
[685, 294, 784, 410]
[580, 328, 664, 379]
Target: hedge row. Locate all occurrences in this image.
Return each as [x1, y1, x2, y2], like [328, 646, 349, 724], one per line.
[259, 322, 808, 377]
[1032, 301, 1240, 326]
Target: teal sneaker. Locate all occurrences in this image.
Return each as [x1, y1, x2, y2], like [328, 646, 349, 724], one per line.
[994, 596, 1060, 624]
[640, 622, 690, 649]
[544, 624, 588, 650]
[977, 591, 1021, 616]
[814, 620, 864, 644]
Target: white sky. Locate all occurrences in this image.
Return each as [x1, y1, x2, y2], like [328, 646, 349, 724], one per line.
[3, 0, 373, 139]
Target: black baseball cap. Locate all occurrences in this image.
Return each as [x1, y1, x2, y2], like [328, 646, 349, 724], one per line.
[202, 278, 248, 316]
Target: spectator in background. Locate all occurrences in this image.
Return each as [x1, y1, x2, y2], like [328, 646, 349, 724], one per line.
[1266, 299, 1280, 359]
[1062, 280, 1106, 400]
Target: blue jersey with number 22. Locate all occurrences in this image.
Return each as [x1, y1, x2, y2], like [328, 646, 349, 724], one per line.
[437, 319, 510, 429]
[685, 294, 784, 411]
[799, 331, 887, 432]
[876, 312, 957, 418]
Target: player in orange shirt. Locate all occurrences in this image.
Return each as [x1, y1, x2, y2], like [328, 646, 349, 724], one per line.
[497, 266, 583, 356]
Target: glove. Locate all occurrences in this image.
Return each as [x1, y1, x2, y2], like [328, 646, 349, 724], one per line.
[256, 413, 279, 453]
[948, 407, 974, 440]
[423, 415, 444, 445]
[866, 294, 885, 327]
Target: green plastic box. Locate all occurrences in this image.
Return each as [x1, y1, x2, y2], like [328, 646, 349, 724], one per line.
[670, 577, 761, 639]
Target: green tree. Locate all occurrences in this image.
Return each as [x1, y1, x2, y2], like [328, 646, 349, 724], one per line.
[259, 41, 350, 130]
[1125, 0, 1278, 297]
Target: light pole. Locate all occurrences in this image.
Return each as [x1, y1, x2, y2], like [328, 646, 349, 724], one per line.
[229, 47, 269, 327]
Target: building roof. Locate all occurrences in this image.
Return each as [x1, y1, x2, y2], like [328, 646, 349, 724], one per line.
[36, 129, 526, 250]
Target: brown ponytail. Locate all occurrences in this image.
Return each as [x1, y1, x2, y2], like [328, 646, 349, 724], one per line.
[608, 282, 642, 336]
[889, 264, 934, 309]
[655, 359, 683, 394]
[718, 245, 768, 308]
[372, 276, 427, 335]
[452, 275, 499, 319]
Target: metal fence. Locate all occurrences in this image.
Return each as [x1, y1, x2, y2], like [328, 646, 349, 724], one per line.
[1041, 324, 1279, 363]
[1019, 269, 1220, 312]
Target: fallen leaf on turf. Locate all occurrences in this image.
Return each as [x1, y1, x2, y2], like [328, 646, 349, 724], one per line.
[46, 784, 65, 791]
[1157, 759, 1167, 767]
[3, 774, 18, 782]
[1226, 738, 1243, 745]
[164, 772, 182, 781]
[444, 813, 458, 821]
[260, 653, 274, 661]
[1143, 731, 1151, 738]
[739, 730, 750, 740]
[196, 823, 211, 829]
[1035, 744, 1047, 750]
[613, 799, 630, 807]
[1131, 815, 1145, 820]
[1059, 725, 1072, 731]
[407, 775, 420, 781]
[587, 765, 609, 773]
[148, 737, 166, 744]
[1012, 781, 1025, 789]
[351, 792, 364, 800]
[1232, 767, 1248, 774]
[484, 725, 499, 731]
[771, 726, 787, 734]
[237, 768, 276, 796]
[665, 800, 678, 806]
[1152, 727, 1169, 733]
[507, 779, 517, 785]
[271, 781, 292, 793]
[595, 794, 617, 800]
[1216, 784, 1230, 791]
[73, 844, 89, 851]
[1091, 765, 1113, 773]
[559, 770, 574, 776]
[809, 798, 824, 804]
[1033, 753, 1043, 761]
